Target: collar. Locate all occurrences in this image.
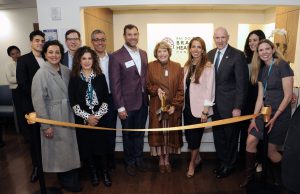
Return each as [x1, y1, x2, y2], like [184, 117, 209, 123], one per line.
[99, 51, 108, 60]
[217, 44, 229, 55]
[124, 44, 139, 53]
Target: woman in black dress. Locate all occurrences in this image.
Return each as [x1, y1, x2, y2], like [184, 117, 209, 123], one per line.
[240, 39, 294, 187]
[68, 46, 113, 187]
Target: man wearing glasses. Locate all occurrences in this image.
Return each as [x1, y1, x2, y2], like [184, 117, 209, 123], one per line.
[62, 29, 81, 69]
[91, 29, 117, 170]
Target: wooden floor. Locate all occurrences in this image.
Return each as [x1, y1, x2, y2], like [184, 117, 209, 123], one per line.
[0, 130, 280, 194]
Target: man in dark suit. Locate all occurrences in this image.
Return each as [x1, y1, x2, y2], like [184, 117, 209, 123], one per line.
[282, 106, 300, 194]
[109, 24, 148, 176]
[16, 30, 45, 182]
[62, 29, 81, 69]
[207, 27, 248, 179]
[91, 29, 117, 173]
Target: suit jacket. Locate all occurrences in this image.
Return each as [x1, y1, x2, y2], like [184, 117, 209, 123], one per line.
[109, 46, 148, 111]
[183, 63, 215, 117]
[16, 52, 40, 113]
[207, 45, 248, 118]
[282, 106, 300, 193]
[62, 51, 69, 68]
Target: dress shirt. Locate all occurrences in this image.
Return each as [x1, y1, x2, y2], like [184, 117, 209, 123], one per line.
[213, 44, 228, 70]
[124, 44, 142, 75]
[99, 52, 111, 93]
[67, 51, 73, 70]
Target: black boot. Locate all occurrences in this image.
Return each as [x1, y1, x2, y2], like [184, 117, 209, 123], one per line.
[271, 161, 282, 186]
[30, 166, 39, 183]
[102, 169, 112, 187]
[89, 165, 100, 186]
[240, 152, 256, 188]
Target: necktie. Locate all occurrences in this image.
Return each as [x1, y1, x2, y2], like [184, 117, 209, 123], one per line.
[215, 51, 221, 71]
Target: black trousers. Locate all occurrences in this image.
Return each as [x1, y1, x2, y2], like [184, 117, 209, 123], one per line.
[27, 121, 41, 167]
[212, 110, 240, 168]
[102, 95, 117, 168]
[121, 102, 147, 166]
[12, 88, 30, 141]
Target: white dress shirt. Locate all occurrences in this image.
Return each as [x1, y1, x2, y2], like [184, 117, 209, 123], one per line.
[124, 44, 142, 75]
[99, 52, 111, 93]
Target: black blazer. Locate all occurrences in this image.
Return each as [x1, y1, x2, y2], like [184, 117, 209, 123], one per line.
[62, 51, 69, 68]
[207, 45, 248, 118]
[282, 106, 300, 193]
[68, 73, 109, 124]
[16, 52, 40, 113]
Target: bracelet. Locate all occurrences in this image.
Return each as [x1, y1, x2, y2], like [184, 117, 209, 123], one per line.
[202, 111, 209, 116]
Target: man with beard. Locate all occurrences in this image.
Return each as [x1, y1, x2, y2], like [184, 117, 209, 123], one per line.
[62, 29, 81, 69]
[109, 24, 148, 176]
[16, 30, 45, 182]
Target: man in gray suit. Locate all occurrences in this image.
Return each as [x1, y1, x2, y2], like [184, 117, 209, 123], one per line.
[109, 24, 148, 176]
[207, 27, 248, 179]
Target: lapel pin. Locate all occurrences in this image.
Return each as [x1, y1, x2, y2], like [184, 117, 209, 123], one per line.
[226, 56, 229, 59]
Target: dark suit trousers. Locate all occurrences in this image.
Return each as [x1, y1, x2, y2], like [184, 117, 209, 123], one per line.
[102, 95, 117, 167]
[12, 88, 30, 141]
[26, 119, 41, 167]
[212, 110, 240, 168]
[121, 102, 147, 166]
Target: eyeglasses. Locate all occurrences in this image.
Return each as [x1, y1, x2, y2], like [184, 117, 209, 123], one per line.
[66, 37, 80, 41]
[92, 38, 106, 43]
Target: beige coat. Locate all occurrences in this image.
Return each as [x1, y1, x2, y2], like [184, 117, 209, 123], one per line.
[31, 62, 80, 172]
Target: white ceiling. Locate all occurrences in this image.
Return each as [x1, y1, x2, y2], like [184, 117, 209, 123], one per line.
[0, 0, 36, 10]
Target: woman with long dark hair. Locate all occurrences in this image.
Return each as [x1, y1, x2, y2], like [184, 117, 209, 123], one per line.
[68, 46, 113, 187]
[183, 37, 215, 178]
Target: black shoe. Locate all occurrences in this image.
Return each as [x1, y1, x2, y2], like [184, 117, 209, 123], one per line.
[102, 170, 112, 187]
[89, 165, 100, 186]
[126, 165, 136, 176]
[30, 166, 39, 183]
[216, 167, 233, 179]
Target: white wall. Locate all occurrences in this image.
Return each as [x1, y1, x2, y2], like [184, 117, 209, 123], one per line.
[0, 8, 38, 85]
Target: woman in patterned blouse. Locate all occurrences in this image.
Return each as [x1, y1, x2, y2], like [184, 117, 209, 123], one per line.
[68, 46, 113, 187]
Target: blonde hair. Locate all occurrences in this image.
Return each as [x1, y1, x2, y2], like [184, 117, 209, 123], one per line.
[251, 39, 285, 84]
[153, 41, 172, 59]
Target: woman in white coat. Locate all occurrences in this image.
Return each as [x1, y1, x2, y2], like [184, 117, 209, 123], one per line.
[31, 40, 81, 192]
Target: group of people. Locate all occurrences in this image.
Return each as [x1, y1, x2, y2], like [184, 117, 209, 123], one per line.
[4, 24, 295, 193]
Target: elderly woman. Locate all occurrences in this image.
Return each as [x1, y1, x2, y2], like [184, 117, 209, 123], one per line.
[68, 46, 112, 187]
[147, 41, 184, 173]
[183, 37, 215, 178]
[31, 40, 81, 192]
[240, 39, 294, 188]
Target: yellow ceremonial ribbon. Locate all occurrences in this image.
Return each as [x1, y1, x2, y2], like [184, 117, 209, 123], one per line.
[25, 106, 271, 132]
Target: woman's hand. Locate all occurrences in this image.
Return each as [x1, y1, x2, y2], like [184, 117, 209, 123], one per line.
[157, 88, 165, 101]
[200, 114, 208, 123]
[167, 106, 175, 115]
[43, 128, 54, 139]
[265, 117, 277, 133]
[87, 115, 99, 126]
[248, 120, 258, 134]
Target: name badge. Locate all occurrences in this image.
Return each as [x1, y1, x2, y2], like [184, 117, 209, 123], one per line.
[125, 60, 135, 68]
[165, 70, 168, 77]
